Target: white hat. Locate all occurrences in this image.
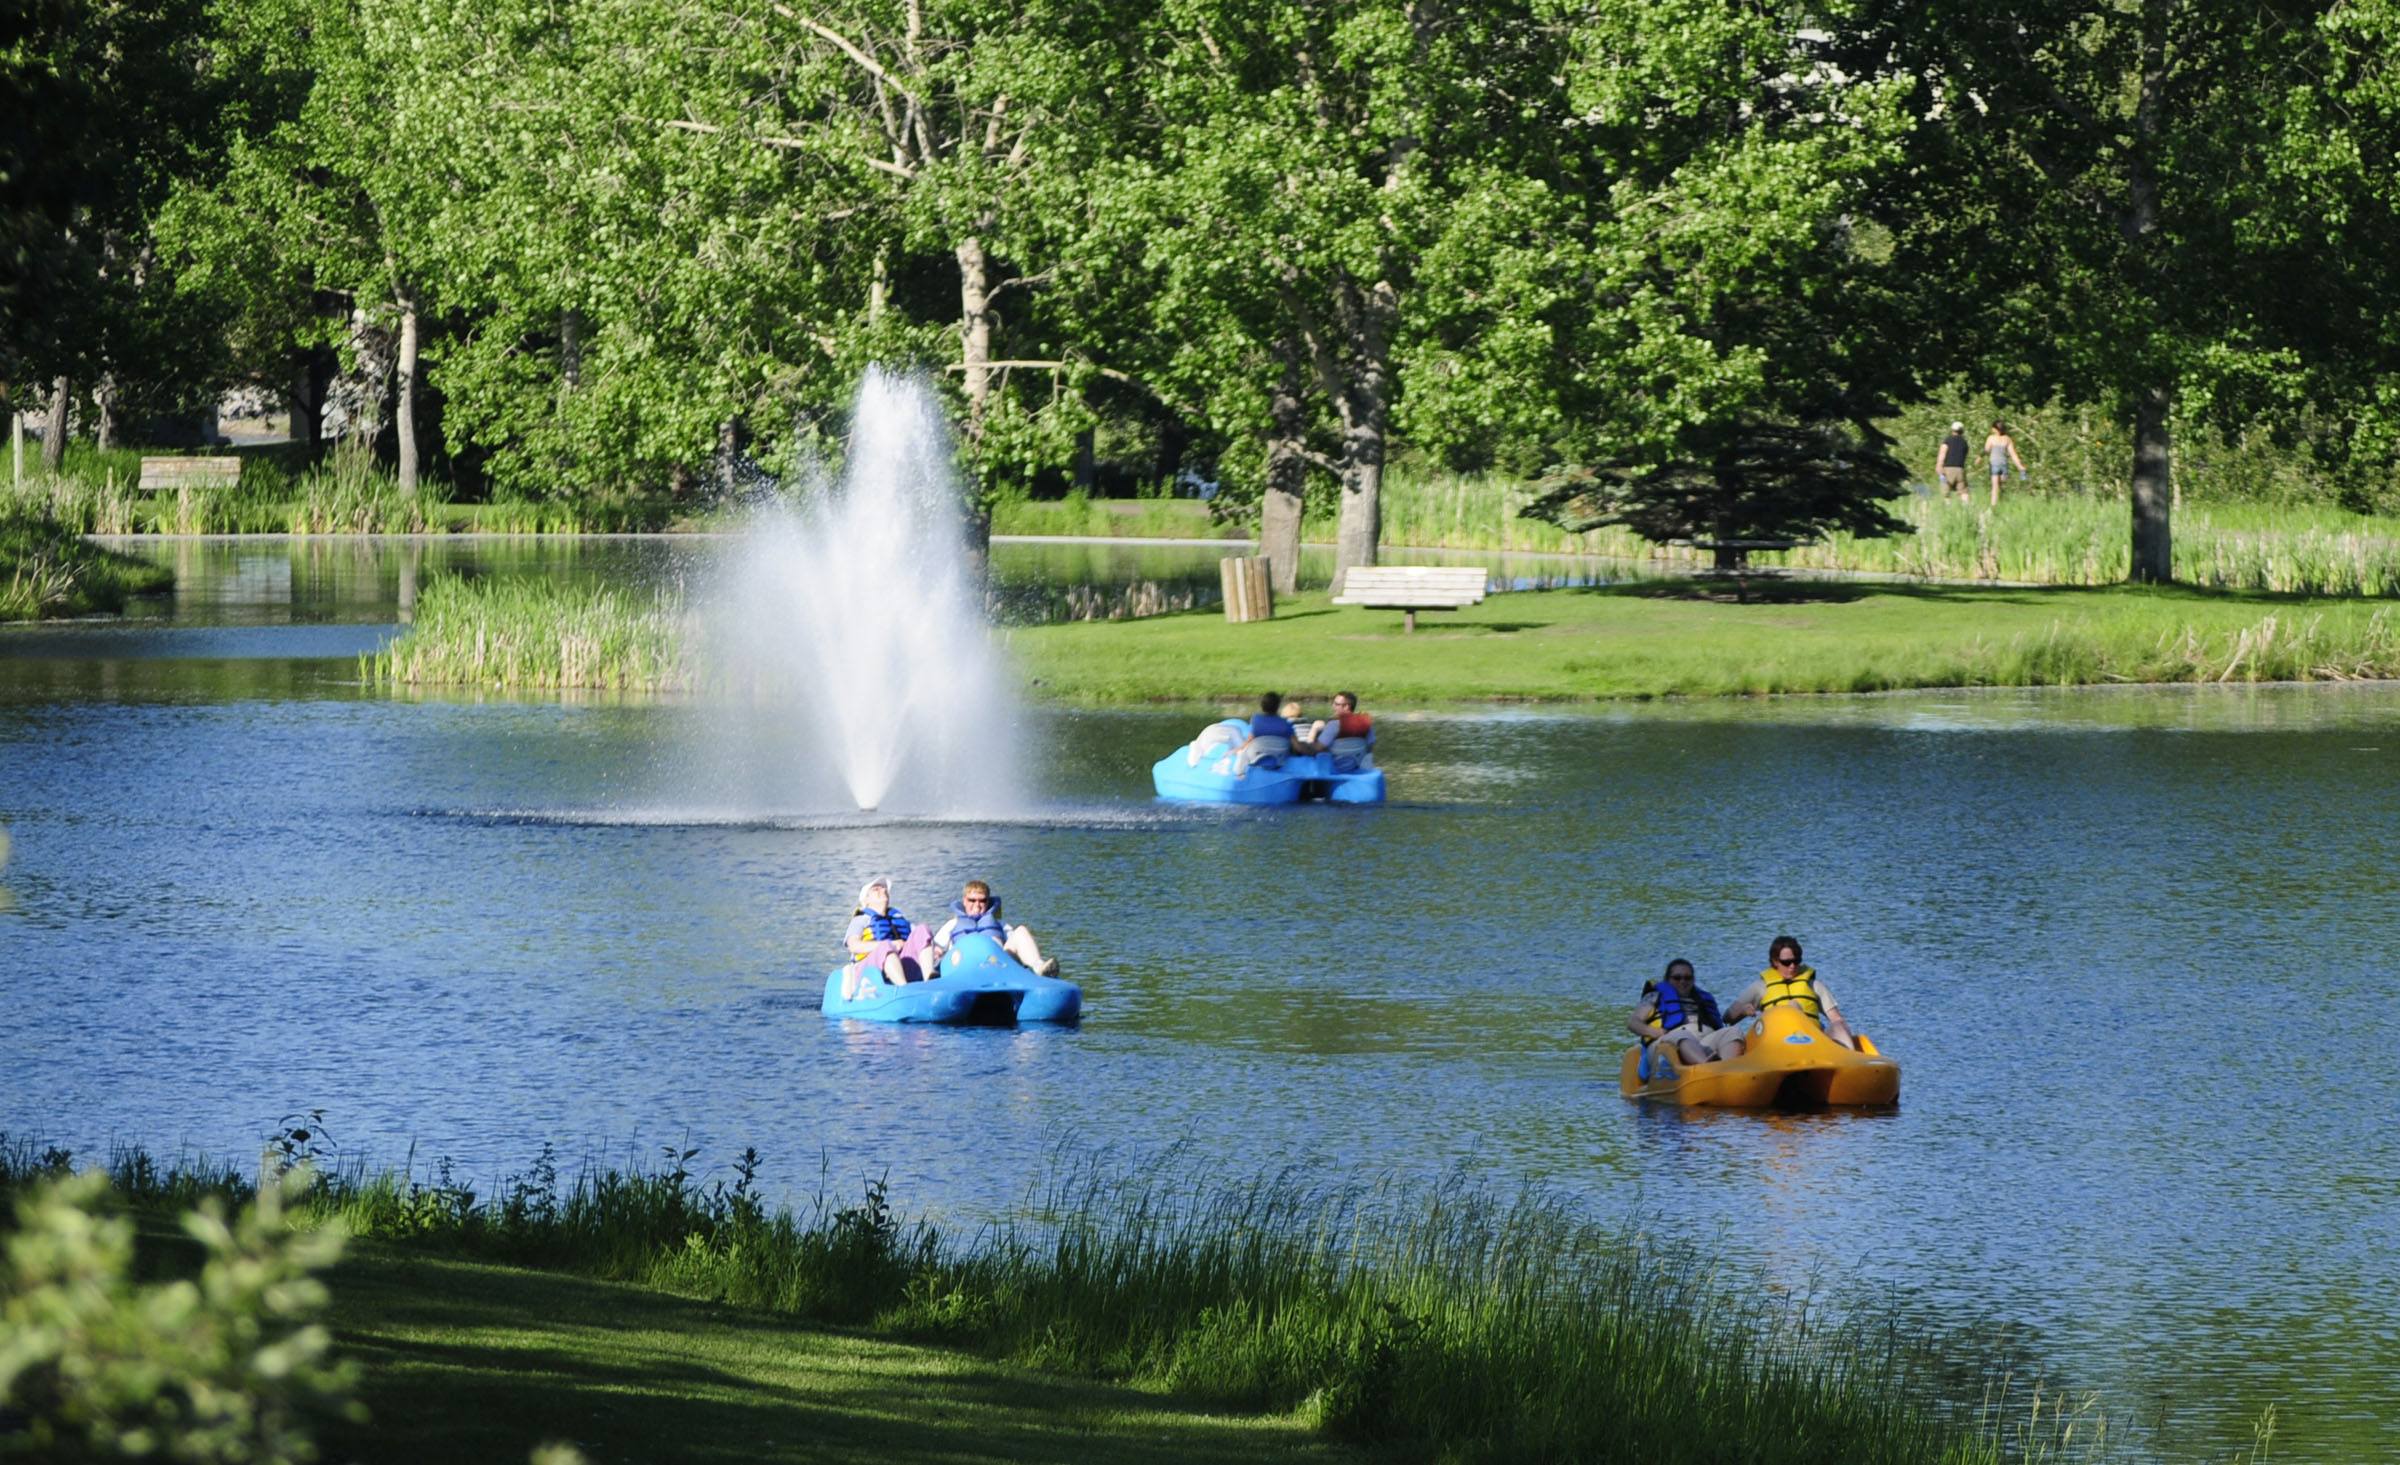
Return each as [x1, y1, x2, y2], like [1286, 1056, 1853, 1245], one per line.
[858, 878, 891, 908]
[1949, 421, 1965, 432]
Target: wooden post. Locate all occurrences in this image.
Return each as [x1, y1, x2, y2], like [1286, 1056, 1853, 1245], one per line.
[11, 411, 21, 490]
[1220, 554, 1273, 623]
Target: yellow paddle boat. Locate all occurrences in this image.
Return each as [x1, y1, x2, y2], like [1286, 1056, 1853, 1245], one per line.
[1619, 1002, 1901, 1108]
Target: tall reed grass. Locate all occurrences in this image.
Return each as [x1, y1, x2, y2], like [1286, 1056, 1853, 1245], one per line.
[11, 441, 662, 536]
[364, 575, 691, 691]
[0, 1137, 2210, 1465]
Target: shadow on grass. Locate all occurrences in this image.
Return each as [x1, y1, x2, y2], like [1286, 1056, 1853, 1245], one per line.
[325, 1243, 1358, 1465]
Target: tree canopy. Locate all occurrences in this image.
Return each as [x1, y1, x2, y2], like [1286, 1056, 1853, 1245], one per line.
[9, 0, 2397, 580]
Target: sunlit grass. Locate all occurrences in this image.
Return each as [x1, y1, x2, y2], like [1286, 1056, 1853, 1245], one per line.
[0, 1137, 2191, 1465]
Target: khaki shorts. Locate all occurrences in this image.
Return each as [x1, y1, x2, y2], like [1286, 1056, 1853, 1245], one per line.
[1938, 466, 1966, 491]
[1661, 1023, 1746, 1059]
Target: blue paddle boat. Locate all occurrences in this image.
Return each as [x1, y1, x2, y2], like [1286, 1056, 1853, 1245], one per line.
[1151, 719, 1386, 805]
[820, 930, 1082, 1025]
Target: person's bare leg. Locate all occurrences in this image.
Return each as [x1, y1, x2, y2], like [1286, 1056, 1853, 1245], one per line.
[1004, 926, 1052, 970]
[1677, 1037, 1710, 1066]
[1722, 1037, 1746, 1060]
[1990, 474, 2002, 507]
[1828, 1014, 1858, 1050]
[884, 954, 909, 986]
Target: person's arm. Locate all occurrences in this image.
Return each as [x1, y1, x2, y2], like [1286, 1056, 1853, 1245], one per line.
[1626, 994, 1663, 1042]
[1722, 980, 1762, 1023]
[2009, 440, 2026, 473]
[927, 917, 959, 957]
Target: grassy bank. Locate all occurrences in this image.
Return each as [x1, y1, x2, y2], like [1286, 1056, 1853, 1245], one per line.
[0, 507, 174, 620]
[1, 1140, 2137, 1465]
[1009, 583, 2400, 702]
[367, 571, 2400, 701]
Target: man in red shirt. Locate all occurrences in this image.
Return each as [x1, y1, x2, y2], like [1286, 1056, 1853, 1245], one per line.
[1301, 690, 1374, 767]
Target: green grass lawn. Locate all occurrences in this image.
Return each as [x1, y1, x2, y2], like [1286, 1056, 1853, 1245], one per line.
[321, 1240, 1362, 1465]
[1004, 580, 2400, 704]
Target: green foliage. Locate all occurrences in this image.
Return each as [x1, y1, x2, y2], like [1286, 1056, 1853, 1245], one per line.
[0, 1168, 360, 1463]
[1525, 419, 1910, 554]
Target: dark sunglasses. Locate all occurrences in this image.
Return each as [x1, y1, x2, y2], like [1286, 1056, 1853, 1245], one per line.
[1774, 956, 1800, 968]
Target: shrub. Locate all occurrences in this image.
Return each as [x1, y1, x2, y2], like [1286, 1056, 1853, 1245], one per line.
[0, 1168, 360, 1463]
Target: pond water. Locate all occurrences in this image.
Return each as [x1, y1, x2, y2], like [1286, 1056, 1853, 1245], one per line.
[4, 537, 2397, 1460]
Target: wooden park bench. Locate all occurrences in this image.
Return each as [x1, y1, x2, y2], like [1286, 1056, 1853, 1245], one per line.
[137, 456, 241, 493]
[1330, 565, 1490, 633]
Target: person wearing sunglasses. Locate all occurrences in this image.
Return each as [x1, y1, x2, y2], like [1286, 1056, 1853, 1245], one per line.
[1627, 958, 1747, 1066]
[925, 879, 1062, 977]
[1724, 935, 1859, 1050]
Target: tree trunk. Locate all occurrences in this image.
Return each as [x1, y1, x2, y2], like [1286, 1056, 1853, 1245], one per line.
[1260, 353, 1309, 595]
[868, 245, 889, 323]
[714, 416, 743, 496]
[291, 353, 325, 458]
[394, 295, 421, 494]
[41, 377, 69, 470]
[560, 308, 584, 391]
[94, 375, 117, 453]
[955, 234, 996, 440]
[2130, 382, 2173, 583]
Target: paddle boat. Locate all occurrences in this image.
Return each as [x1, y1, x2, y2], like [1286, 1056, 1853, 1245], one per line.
[820, 929, 1082, 1025]
[1151, 718, 1386, 805]
[1619, 1002, 1900, 1108]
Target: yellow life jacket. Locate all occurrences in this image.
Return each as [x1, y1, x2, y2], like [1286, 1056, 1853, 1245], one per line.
[1757, 965, 1825, 1022]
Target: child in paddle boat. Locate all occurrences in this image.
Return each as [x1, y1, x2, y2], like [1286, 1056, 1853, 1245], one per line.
[1281, 699, 1323, 752]
[1628, 958, 1746, 1066]
[842, 878, 932, 999]
[1723, 935, 1860, 1050]
[925, 879, 1061, 977]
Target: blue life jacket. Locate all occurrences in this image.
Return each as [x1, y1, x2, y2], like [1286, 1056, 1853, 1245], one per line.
[946, 896, 1005, 942]
[1654, 980, 1722, 1032]
[861, 907, 911, 942]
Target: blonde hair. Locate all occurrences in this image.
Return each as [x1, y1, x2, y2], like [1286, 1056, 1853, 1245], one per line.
[1278, 700, 1302, 719]
[962, 879, 992, 899]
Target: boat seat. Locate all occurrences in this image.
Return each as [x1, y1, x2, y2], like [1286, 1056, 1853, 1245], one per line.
[1329, 735, 1372, 772]
[1234, 734, 1290, 774]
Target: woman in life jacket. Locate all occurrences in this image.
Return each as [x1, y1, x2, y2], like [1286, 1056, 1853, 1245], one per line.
[1723, 935, 1860, 1051]
[1626, 958, 1747, 1066]
[842, 878, 932, 999]
[924, 879, 1062, 977]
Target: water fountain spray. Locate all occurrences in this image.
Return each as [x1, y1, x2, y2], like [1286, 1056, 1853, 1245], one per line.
[697, 369, 1023, 818]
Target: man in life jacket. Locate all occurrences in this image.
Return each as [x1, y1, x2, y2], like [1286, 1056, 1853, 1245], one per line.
[1626, 959, 1747, 1066]
[1298, 690, 1375, 766]
[925, 879, 1062, 977]
[1723, 935, 1860, 1050]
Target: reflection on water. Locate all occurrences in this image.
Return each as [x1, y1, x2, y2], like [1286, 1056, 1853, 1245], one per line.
[5, 551, 2400, 1458]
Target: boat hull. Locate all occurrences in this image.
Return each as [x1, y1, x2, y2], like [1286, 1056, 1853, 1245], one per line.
[1619, 1004, 1900, 1108]
[1151, 732, 1386, 806]
[821, 932, 1081, 1025]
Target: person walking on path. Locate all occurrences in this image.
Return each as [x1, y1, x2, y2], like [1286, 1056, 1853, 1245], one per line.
[1935, 422, 1971, 501]
[1983, 422, 2026, 506]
